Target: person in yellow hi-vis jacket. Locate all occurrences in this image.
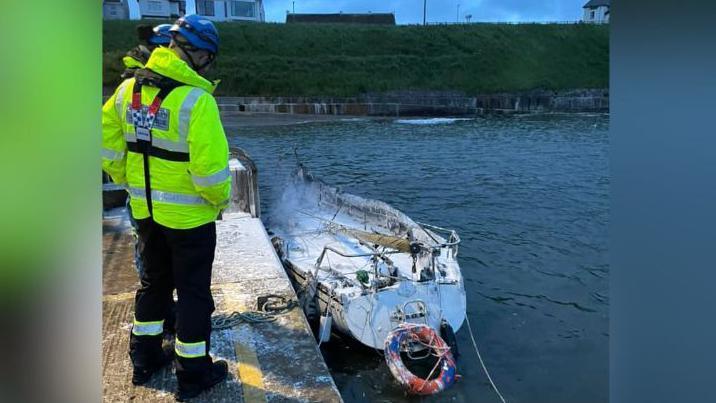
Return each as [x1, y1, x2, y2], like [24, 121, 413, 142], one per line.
[116, 23, 177, 337]
[102, 15, 230, 401]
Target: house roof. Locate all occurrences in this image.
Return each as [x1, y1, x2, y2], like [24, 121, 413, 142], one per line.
[286, 13, 396, 25]
[583, 0, 610, 8]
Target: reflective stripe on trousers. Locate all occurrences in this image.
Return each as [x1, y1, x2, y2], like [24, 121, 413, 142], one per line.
[175, 339, 206, 358]
[192, 166, 230, 187]
[128, 187, 209, 206]
[132, 318, 164, 336]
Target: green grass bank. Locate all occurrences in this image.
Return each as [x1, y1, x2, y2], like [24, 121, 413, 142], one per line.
[103, 21, 608, 97]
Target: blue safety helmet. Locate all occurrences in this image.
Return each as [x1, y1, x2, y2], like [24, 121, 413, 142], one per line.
[148, 24, 173, 46]
[169, 14, 219, 54]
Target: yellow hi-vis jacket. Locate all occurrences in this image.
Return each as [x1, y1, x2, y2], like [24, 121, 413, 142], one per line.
[123, 55, 145, 69]
[102, 47, 231, 229]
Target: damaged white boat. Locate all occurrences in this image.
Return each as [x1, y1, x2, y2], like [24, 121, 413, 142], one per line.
[270, 164, 466, 351]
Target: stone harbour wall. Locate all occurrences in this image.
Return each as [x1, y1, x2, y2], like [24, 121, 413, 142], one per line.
[216, 89, 608, 116]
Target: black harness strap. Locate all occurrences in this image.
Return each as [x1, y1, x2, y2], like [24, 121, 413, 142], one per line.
[126, 142, 190, 162]
[130, 79, 179, 216]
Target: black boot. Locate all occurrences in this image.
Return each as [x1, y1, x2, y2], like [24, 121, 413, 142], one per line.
[175, 360, 228, 401]
[130, 335, 174, 386]
[132, 348, 174, 385]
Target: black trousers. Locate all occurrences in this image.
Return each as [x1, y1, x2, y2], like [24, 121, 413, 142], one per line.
[130, 217, 216, 379]
[127, 202, 176, 333]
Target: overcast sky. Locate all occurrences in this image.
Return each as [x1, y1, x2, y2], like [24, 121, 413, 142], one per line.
[264, 0, 588, 24]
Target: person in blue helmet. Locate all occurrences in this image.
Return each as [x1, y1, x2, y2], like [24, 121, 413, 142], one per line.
[121, 24, 173, 79]
[115, 14, 229, 401]
[168, 15, 219, 77]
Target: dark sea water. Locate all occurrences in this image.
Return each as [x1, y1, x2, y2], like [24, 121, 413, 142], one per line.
[226, 114, 609, 403]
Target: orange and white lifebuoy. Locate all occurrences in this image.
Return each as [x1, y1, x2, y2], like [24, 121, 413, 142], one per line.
[384, 323, 457, 395]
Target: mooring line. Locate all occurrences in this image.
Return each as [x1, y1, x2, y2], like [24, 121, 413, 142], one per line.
[465, 314, 507, 403]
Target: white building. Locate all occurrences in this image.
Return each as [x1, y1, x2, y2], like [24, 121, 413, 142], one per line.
[103, 0, 266, 22]
[194, 0, 266, 22]
[138, 0, 175, 18]
[582, 0, 610, 24]
[103, 0, 130, 19]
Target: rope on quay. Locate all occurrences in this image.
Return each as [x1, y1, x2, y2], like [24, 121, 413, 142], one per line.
[211, 294, 298, 330]
[465, 314, 508, 403]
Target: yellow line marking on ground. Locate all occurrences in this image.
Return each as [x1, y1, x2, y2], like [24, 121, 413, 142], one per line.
[235, 341, 267, 403]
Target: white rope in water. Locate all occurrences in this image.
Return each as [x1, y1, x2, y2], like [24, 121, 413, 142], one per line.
[465, 314, 507, 403]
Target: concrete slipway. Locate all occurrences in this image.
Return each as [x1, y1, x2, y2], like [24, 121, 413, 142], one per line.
[102, 159, 343, 402]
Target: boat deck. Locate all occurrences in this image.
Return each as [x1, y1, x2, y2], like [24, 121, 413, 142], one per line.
[102, 208, 343, 402]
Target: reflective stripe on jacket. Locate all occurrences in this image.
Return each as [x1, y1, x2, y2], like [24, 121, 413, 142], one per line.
[102, 47, 230, 229]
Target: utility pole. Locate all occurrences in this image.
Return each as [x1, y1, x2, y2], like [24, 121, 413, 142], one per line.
[292, 1, 295, 14]
[423, 0, 427, 25]
[457, 3, 460, 23]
